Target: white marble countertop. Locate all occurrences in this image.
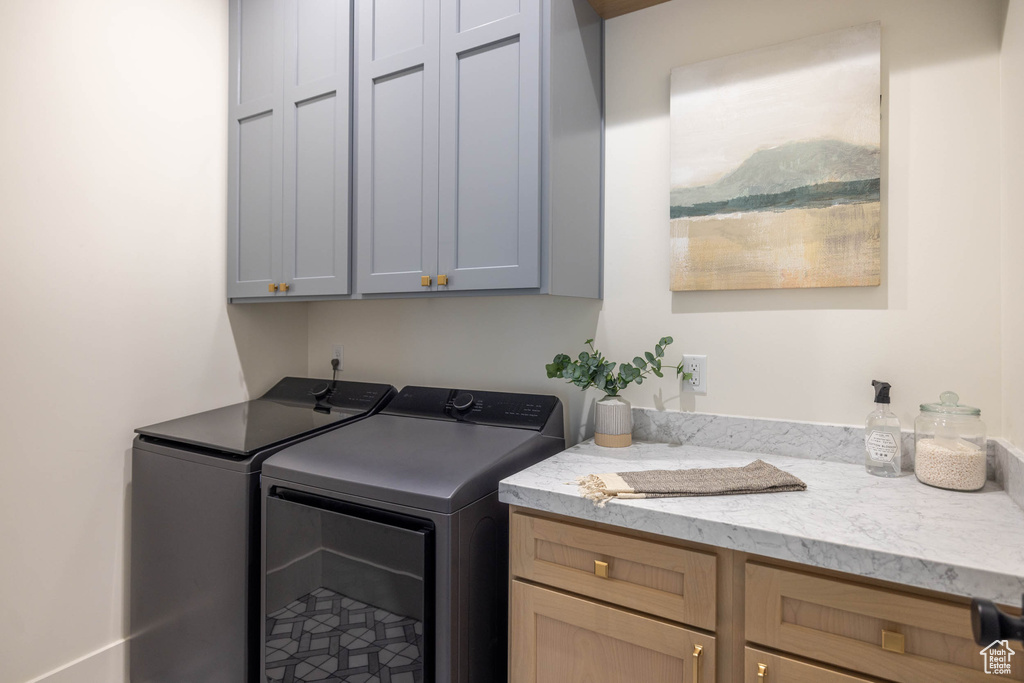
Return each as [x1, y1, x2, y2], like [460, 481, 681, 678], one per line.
[499, 440, 1024, 605]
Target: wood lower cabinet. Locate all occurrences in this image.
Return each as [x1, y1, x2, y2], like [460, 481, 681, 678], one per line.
[744, 647, 877, 683]
[509, 507, 1009, 683]
[745, 563, 1023, 682]
[511, 509, 717, 630]
[510, 581, 715, 683]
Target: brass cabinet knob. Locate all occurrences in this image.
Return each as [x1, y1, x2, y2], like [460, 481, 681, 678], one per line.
[692, 644, 703, 683]
[757, 663, 768, 681]
[438, 274, 449, 286]
[594, 560, 609, 578]
[881, 630, 905, 654]
[421, 275, 432, 287]
[279, 283, 290, 292]
[268, 283, 279, 293]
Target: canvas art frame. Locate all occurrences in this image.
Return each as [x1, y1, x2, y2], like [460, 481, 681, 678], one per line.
[669, 23, 882, 291]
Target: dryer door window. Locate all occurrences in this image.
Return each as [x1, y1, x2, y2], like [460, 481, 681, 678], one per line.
[264, 488, 433, 683]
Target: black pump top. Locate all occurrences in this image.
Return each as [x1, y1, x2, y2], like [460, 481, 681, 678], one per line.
[872, 380, 892, 404]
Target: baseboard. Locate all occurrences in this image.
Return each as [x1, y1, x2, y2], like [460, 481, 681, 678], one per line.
[25, 640, 126, 683]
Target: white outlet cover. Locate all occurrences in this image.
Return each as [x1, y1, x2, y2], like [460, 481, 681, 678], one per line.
[332, 345, 344, 370]
[681, 354, 707, 394]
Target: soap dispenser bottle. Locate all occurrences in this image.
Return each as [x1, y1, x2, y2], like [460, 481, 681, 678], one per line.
[866, 380, 901, 477]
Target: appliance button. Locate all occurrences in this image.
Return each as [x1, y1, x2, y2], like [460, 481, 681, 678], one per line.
[452, 393, 475, 411]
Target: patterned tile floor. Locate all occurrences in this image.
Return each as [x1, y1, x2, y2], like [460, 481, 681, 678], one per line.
[265, 587, 424, 683]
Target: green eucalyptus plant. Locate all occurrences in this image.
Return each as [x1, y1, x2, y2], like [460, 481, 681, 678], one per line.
[546, 337, 693, 397]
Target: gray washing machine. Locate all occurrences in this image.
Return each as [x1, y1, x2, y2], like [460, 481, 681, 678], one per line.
[130, 377, 395, 683]
[260, 386, 565, 683]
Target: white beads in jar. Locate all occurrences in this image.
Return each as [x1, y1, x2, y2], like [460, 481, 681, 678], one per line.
[914, 438, 986, 491]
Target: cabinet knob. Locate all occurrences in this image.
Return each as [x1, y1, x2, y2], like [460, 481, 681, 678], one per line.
[594, 560, 609, 578]
[421, 275, 432, 287]
[268, 283, 279, 293]
[438, 274, 449, 286]
[757, 663, 768, 681]
[881, 629, 905, 654]
[692, 644, 703, 683]
[279, 283, 290, 292]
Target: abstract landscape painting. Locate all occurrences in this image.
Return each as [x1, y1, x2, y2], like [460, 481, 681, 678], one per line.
[670, 23, 881, 291]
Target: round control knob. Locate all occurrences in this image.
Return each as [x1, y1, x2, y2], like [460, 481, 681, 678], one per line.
[311, 383, 331, 401]
[452, 393, 475, 411]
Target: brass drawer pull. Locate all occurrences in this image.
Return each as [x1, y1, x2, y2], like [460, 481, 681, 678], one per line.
[594, 560, 609, 578]
[421, 275, 431, 287]
[438, 274, 449, 286]
[279, 282, 290, 292]
[268, 283, 279, 293]
[692, 644, 703, 683]
[757, 663, 768, 681]
[882, 629, 905, 654]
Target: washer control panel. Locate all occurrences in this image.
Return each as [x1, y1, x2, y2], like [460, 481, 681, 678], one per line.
[383, 386, 559, 430]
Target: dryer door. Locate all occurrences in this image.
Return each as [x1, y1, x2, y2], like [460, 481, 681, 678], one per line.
[264, 488, 433, 682]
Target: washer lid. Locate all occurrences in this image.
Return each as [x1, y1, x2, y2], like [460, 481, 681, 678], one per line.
[262, 413, 563, 514]
[135, 378, 394, 458]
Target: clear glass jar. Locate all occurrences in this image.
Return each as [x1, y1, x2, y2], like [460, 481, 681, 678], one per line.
[914, 391, 987, 491]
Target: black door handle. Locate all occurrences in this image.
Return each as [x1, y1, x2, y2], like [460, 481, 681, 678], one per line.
[971, 595, 1024, 646]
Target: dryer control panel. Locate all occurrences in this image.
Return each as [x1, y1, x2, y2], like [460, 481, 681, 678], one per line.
[383, 386, 560, 430]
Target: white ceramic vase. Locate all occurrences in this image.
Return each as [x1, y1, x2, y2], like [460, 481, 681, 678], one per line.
[595, 395, 632, 448]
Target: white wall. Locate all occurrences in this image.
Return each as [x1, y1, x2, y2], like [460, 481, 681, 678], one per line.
[0, 2, 308, 682]
[1002, 0, 1024, 449]
[311, 0, 1007, 437]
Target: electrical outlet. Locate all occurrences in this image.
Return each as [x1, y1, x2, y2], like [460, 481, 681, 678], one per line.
[681, 355, 707, 394]
[332, 345, 344, 370]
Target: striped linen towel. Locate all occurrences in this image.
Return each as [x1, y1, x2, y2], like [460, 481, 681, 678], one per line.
[576, 460, 806, 507]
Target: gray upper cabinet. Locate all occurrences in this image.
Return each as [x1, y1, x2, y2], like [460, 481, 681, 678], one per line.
[229, 0, 602, 301]
[228, 0, 351, 300]
[436, 0, 541, 291]
[228, 0, 282, 299]
[355, 0, 603, 298]
[354, 0, 440, 294]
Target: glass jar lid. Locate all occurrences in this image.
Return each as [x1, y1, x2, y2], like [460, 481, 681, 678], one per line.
[920, 391, 981, 416]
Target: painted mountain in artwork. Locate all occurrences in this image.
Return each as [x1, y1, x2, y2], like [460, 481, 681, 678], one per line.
[670, 139, 880, 218]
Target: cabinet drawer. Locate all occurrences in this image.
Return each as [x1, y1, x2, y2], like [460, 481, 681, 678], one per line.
[745, 563, 1021, 682]
[510, 511, 716, 630]
[511, 580, 715, 683]
[744, 647, 876, 683]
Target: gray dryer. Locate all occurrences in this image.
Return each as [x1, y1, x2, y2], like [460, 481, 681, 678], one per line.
[260, 386, 565, 683]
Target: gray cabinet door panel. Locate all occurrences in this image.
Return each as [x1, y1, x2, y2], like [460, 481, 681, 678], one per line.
[237, 113, 277, 284]
[296, 0, 339, 86]
[458, 0, 520, 32]
[239, 0, 276, 104]
[229, 0, 284, 299]
[281, 0, 350, 296]
[355, 0, 440, 294]
[371, 0, 426, 60]
[437, 5, 541, 291]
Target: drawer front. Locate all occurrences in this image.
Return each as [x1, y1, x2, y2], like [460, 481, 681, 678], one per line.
[745, 563, 1022, 682]
[744, 647, 876, 683]
[511, 580, 716, 683]
[510, 511, 716, 630]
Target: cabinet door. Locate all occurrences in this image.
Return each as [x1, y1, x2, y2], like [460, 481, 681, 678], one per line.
[354, 0, 440, 294]
[280, 0, 351, 296]
[436, 0, 541, 291]
[511, 580, 715, 683]
[228, 0, 284, 299]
